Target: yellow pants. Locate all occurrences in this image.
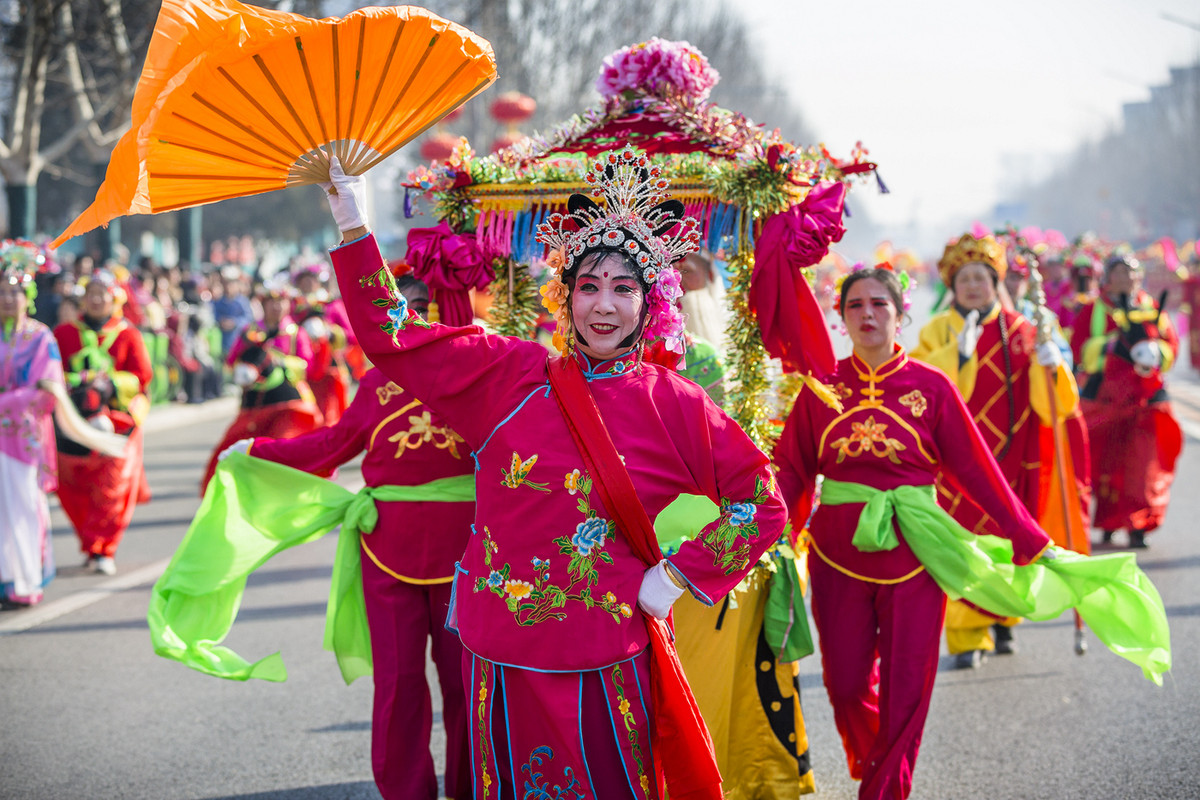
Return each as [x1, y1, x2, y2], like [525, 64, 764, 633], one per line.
[673, 568, 817, 799]
[944, 599, 1021, 654]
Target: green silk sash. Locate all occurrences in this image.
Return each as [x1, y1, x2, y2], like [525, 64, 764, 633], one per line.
[147, 452, 473, 684]
[820, 478, 1171, 684]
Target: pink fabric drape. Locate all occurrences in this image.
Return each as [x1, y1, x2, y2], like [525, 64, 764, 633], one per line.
[405, 221, 494, 327]
[749, 181, 846, 377]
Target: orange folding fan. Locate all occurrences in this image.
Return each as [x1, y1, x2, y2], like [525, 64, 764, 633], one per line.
[53, 0, 496, 247]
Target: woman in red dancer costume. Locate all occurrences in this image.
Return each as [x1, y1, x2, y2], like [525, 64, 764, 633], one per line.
[54, 271, 153, 575]
[774, 265, 1053, 800]
[201, 280, 322, 490]
[1070, 253, 1182, 548]
[291, 261, 354, 426]
[218, 272, 472, 800]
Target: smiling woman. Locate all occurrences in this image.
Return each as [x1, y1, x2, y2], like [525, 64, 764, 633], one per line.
[568, 252, 647, 360]
[311, 145, 788, 799]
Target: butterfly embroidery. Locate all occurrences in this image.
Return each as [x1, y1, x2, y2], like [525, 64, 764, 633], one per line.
[501, 451, 550, 492]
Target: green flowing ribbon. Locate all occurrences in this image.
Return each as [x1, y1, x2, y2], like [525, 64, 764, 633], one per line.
[147, 452, 473, 684]
[68, 325, 118, 379]
[820, 478, 1172, 684]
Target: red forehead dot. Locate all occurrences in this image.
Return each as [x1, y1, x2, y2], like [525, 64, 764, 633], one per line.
[602, 271, 609, 278]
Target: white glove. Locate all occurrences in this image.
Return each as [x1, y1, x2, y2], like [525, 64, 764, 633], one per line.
[218, 438, 254, 461]
[637, 560, 686, 620]
[957, 309, 982, 358]
[232, 362, 260, 387]
[1035, 340, 1063, 368]
[1129, 340, 1161, 376]
[318, 156, 368, 232]
[302, 316, 328, 340]
[87, 414, 115, 433]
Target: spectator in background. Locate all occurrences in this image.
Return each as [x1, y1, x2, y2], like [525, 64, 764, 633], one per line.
[212, 266, 254, 357]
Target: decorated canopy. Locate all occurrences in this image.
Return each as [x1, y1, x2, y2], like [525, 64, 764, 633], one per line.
[403, 37, 881, 447]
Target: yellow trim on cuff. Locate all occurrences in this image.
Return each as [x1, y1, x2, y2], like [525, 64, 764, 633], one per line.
[809, 538, 925, 585]
[360, 538, 454, 584]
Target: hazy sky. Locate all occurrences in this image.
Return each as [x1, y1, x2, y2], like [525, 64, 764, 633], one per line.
[742, 0, 1200, 251]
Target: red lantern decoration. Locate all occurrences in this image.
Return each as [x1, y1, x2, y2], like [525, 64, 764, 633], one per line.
[420, 131, 460, 162]
[489, 91, 536, 154]
[489, 91, 536, 125]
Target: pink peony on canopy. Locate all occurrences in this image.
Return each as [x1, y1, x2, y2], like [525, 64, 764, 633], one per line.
[52, 0, 496, 248]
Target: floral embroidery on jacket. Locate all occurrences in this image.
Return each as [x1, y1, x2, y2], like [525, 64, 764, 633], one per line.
[376, 381, 403, 405]
[898, 390, 927, 418]
[520, 746, 586, 800]
[360, 266, 432, 341]
[388, 409, 465, 459]
[830, 415, 907, 464]
[705, 473, 772, 574]
[501, 451, 550, 492]
[473, 471, 626, 625]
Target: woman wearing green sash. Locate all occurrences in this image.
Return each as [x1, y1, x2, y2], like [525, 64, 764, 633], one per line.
[216, 271, 473, 800]
[774, 264, 1055, 800]
[775, 262, 1170, 800]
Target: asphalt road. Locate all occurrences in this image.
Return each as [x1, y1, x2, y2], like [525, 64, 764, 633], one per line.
[3, 343, 1200, 800]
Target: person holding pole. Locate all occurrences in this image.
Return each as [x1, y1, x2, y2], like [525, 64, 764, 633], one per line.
[911, 232, 1080, 668]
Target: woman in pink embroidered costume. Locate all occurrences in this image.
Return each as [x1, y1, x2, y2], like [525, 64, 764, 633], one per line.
[0, 245, 64, 606]
[218, 273, 472, 800]
[773, 266, 1053, 800]
[320, 147, 786, 800]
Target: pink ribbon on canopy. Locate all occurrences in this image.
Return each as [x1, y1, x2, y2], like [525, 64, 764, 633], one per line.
[405, 221, 495, 326]
[748, 180, 846, 377]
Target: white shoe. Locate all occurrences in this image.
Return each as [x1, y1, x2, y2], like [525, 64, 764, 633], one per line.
[81, 554, 96, 569]
[93, 556, 116, 576]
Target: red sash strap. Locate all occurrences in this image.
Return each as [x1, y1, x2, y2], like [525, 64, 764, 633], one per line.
[547, 356, 723, 800]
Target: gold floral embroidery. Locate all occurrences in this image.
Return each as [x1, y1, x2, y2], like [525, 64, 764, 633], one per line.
[387, 410, 465, 459]
[832, 381, 853, 400]
[898, 390, 927, 418]
[376, 381, 403, 405]
[830, 415, 907, 464]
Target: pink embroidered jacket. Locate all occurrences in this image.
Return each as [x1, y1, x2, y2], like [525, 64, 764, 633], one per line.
[330, 234, 785, 672]
[249, 368, 473, 583]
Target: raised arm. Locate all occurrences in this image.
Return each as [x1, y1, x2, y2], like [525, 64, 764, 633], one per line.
[321, 159, 541, 445]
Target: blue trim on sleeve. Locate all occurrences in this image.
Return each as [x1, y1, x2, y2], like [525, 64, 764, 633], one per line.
[330, 232, 370, 251]
[665, 557, 715, 607]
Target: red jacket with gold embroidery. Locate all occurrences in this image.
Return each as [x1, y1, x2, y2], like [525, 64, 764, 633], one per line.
[249, 368, 473, 582]
[775, 348, 1051, 584]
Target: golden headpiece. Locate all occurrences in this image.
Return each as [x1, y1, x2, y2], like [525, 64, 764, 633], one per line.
[938, 233, 1007, 286]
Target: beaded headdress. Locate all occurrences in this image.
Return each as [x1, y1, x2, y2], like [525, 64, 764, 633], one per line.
[0, 239, 46, 287]
[536, 145, 700, 355]
[938, 232, 1007, 286]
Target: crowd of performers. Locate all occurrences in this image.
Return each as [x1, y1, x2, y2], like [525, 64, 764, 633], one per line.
[136, 146, 1176, 800]
[2, 143, 1188, 799]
